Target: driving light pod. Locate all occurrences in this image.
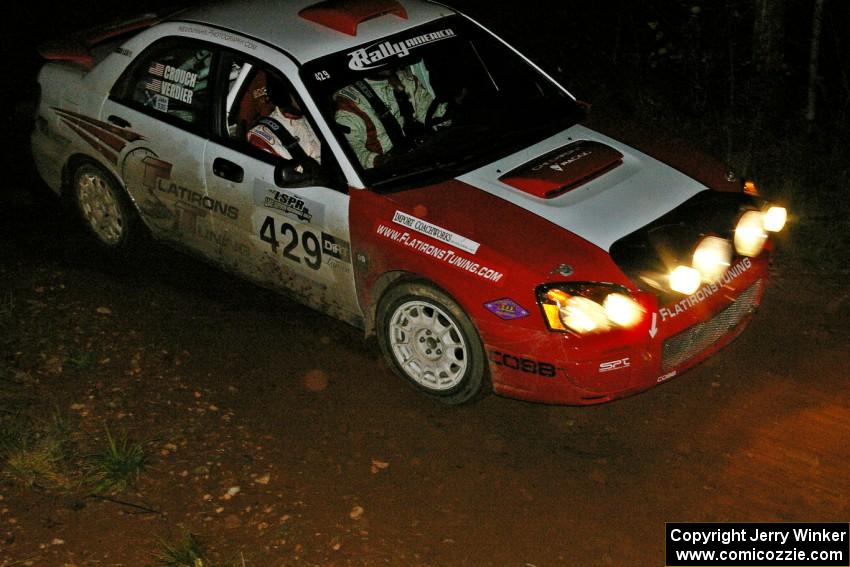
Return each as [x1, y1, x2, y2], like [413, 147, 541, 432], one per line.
[763, 206, 787, 232]
[734, 210, 768, 257]
[692, 236, 732, 282]
[669, 266, 701, 295]
[539, 285, 644, 334]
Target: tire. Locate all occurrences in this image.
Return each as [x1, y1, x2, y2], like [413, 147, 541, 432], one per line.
[71, 162, 141, 252]
[377, 281, 490, 405]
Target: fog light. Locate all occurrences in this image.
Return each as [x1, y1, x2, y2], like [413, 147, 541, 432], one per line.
[670, 266, 701, 295]
[763, 206, 787, 232]
[734, 210, 767, 257]
[693, 236, 732, 282]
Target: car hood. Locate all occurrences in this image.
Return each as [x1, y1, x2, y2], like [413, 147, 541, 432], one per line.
[455, 124, 708, 252]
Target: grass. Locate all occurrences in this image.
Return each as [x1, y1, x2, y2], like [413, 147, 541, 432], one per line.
[0, 290, 14, 320]
[0, 412, 75, 489]
[156, 532, 247, 567]
[67, 350, 95, 370]
[87, 426, 148, 495]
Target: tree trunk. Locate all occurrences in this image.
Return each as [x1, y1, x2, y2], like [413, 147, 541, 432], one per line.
[805, 0, 827, 129]
[741, 0, 786, 177]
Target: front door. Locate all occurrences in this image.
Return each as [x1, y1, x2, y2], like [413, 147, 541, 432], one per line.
[202, 52, 361, 325]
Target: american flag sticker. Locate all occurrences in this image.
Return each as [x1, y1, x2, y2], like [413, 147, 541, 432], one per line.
[145, 79, 162, 93]
[148, 62, 165, 77]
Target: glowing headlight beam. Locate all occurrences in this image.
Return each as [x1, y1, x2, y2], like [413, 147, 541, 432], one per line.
[562, 296, 609, 334]
[692, 236, 732, 282]
[734, 210, 768, 257]
[763, 206, 787, 232]
[669, 266, 702, 295]
[603, 293, 644, 328]
[542, 287, 643, 334]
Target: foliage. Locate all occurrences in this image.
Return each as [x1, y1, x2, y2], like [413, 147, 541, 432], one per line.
[87, 427, 148, 494]
[156, 532, 246, 567]
[0, 412, 76, 489]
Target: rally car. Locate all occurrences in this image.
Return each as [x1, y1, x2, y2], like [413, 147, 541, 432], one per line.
[30, 0, 787, 405]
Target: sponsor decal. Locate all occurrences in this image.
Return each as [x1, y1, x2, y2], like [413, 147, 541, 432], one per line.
[264, 190, 312, 222]
[599, 357, 631, 373]
[156, 178, 238, 220]
[659, 257, 752, 321]
[657, 371, 677, 383]
[489, 351, 557, 378]
[195, 221, 250, 258]
[348, 28, 456, 71]
[153, 94, 169, 113]
[177, 25, 258, 50]
[321, 233, 351, 264]
[253, 182, 324, 225]
[115, 47, 132, 57]
[391, 210, 479, 254]
[484, 299, 529, 320]
[122, 147, 238, 223]
[535, 149, 594, 173]
[376, 224, 503, 283]
[145, 62, 196, 104]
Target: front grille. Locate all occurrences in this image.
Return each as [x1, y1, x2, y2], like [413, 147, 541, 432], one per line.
[662, 279, 763, 371]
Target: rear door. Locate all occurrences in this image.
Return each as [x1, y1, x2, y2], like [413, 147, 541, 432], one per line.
[102, 37, 218, 253]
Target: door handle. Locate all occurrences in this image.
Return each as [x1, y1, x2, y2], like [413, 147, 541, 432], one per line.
[107, 115, 131, 128]
[213, 158, 244, 183]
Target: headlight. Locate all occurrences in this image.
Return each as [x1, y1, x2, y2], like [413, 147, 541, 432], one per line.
[692, 236, 732, 282]
[734, 210, 768, 257]
[538, 284, 644, 334]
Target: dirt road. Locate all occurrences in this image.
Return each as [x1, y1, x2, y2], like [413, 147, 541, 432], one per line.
[1, 175, 849, 566]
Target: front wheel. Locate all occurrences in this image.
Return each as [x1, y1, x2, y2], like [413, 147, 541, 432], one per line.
[377, 282, 490, 405]
[71, 162, 141, 252]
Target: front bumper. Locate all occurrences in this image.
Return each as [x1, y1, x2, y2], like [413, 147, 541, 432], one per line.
[484, 254, 768, 405]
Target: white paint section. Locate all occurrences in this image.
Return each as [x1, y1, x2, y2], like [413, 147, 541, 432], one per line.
[457, 124, 707, 251]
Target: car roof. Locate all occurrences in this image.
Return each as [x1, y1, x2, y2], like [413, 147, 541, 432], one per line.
[174, 0, 458, 64]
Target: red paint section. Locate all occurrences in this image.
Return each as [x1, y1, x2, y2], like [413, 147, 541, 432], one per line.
[54, 108, 148, 165]
[53, 109, 144, 143]
[38, 13, 160, 67]
[59, 115, 128, 153]
[499, 140, 623, 198]
[584, 115, 742, 193]
[299, 0, 408, 36]
[61, 120, 119, 164]
[350, 179, 772, 405]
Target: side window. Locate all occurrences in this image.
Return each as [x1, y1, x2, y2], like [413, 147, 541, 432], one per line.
[220, 54, 323, 167]
[223, 60, 276, 141]
[112, 38, 213, 129]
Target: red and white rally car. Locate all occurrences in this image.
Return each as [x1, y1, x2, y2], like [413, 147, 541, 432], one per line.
[31, 0, 787, 404]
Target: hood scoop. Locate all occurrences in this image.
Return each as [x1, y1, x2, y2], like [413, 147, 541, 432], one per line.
[499, 140, 624, 199]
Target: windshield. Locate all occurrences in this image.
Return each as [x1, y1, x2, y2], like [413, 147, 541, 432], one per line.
[301, 16, 584, 190]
